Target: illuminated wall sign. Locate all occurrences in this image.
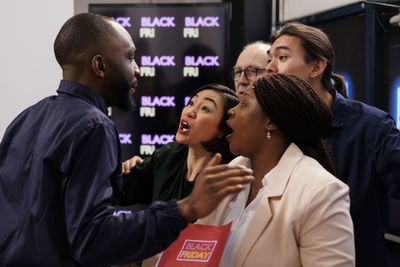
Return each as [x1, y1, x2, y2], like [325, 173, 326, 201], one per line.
[119, 133, 132, 144]
[140, 56, 176, 77]
[141, 134, 175, 145]
[184, 56, 219, 67]
[112, 17, 131, 28]
[140, 28, 155, 38]
[183, 67, 199, 77]
[184, 16, 219, 27]
[183, 28, 199, 38]
[184, 96, 191, 106]
[141, 96, 176, 107]
[139, 107, 156, 117]
[140, 66, 155, 77]
[141, 55, 176, 66]
[183, 17, 219, 38]
[140, 145, 156, 155]
[140, 16, 175, 39]
[141, 16, 176, 27]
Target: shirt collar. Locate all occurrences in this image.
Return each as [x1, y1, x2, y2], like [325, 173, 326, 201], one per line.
[56, 80, 108, 115]
[330, 91, 346, 128]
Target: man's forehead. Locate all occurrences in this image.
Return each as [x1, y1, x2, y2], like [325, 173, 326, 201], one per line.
[236, 45, 269, 67]
[271, 35, 301, 51]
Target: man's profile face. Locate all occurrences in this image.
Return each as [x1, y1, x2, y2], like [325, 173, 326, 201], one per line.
[104, 21, 140, 111]
[266, 35, 314, 84]
[234, 44, 269, 97]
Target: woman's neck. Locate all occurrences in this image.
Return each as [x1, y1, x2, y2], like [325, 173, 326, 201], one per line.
[246, 143, 288, 205]
[186, 145, 213, 182]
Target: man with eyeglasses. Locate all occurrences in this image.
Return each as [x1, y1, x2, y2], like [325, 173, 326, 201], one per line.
[231, 41, 270, 97]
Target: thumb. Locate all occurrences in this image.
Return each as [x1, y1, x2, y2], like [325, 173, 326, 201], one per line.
[207, 153, 222, 167]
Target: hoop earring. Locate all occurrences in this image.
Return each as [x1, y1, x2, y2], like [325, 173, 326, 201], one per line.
[266, 129, 271, 140]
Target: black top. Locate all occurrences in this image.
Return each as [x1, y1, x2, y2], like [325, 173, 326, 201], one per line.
[118, 142, 195, 205]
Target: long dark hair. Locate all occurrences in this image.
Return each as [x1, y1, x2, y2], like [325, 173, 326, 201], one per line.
[187, 83, 239, 163]
[253, 73, 336, 175]
[271, 22, 347, 98]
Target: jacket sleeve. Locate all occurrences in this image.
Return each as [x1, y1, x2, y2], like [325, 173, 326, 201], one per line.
[374, 114, 400, 199]
[299, 179, 355, 267]
[63, 123, 187, 266]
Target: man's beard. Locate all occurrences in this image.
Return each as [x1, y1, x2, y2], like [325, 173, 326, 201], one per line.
[108, 69, 136, 112]
[117, 86, 135, 112]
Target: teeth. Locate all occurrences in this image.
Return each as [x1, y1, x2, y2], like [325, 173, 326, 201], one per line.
[182, 122, 189, 129]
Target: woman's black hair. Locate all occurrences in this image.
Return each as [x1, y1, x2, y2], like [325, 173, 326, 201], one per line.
[253, 73, 337, 175]
[187, 83, 239, 163]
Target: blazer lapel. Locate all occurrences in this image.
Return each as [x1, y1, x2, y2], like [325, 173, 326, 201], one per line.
[235, 143, 304, 266]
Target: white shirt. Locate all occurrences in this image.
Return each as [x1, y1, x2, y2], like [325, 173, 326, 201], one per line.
[220, 159, 274, 267]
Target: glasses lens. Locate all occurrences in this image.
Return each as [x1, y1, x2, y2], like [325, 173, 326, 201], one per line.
[232, 69, 241, 80]
[245, 68, 258, 81]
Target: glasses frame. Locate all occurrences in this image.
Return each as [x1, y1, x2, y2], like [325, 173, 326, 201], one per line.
[231, 67, 266, 81]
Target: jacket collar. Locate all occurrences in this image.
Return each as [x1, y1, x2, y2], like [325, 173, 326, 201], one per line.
[330, 92, 347, 128]
[56, 80, 108, 115]
[235, 143, 304, 266]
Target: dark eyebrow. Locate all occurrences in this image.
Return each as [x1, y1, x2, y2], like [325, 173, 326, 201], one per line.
[204, 97, 217, 108]
[274, 45, 291, 52]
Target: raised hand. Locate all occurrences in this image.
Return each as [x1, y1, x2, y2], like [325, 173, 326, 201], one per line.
[177, 153, 254, 222]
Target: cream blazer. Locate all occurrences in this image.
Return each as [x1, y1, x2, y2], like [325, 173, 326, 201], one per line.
[197, 143, 355, 267]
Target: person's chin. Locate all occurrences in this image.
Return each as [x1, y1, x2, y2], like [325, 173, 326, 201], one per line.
[117, 95, 135, 111]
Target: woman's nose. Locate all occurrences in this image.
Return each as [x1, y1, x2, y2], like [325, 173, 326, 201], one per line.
[187, 108, 196, 118]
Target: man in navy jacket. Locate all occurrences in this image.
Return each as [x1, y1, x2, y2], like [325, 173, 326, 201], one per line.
[0, 13, 253, 266]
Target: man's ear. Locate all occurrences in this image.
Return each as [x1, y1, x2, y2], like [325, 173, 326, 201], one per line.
[310, 59, 327, 79]
[91, 55, 106, 78]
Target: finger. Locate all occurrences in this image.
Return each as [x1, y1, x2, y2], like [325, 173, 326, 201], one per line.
[214, 183, 249, 198]
[207, 174, 254, 196]
[203, 165, 253, 180]
[123, 162, 131, 174]
[216, 174, 254, 187]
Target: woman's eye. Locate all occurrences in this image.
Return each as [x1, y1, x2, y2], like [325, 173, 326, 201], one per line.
[187, 100, 194, 106]
[279, 55, 287, 60]
[201, 106, 210, 112]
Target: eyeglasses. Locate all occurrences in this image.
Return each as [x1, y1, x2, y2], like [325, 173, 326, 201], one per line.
[231, 67, 265, 81]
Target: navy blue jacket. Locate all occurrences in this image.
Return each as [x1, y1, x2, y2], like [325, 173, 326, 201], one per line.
[323, 93, 400, 267]
[0, 80, 187, 266]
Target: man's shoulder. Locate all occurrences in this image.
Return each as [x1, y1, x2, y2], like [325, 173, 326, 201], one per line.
[335, 94, 391, 125]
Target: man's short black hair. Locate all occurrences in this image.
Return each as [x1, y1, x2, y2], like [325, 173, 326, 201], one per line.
[54, 13, 115, 67]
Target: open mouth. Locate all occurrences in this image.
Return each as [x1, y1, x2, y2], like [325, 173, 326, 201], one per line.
[178, 119, 191, 134]
[225, 123, 233, 141]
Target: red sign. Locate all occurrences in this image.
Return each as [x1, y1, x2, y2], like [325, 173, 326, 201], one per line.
[157, 223, 232, 267]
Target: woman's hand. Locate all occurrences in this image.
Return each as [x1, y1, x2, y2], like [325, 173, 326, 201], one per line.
[122, 156, 144, 174]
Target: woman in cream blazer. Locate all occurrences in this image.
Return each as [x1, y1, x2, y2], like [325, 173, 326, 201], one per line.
[198, 74, 354, 266]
